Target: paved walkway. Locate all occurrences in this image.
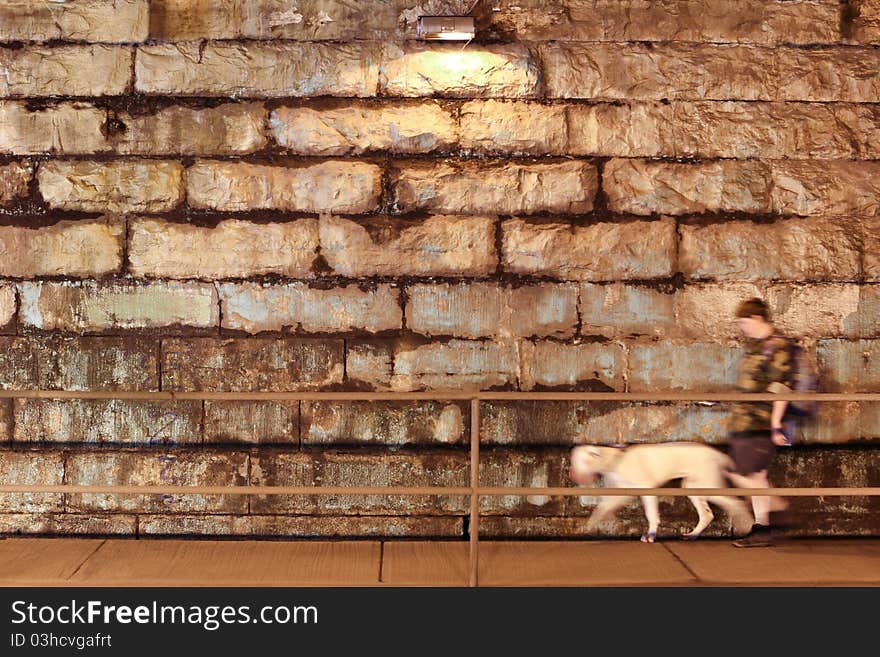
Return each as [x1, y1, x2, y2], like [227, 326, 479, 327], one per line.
[0, 537, 878, 587]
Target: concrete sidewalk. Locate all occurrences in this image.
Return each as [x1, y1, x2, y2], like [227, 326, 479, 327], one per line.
[0, 537, 878, 587]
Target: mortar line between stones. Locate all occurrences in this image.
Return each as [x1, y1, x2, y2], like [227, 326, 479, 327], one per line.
[67, 539, 107, 583]
[661, 542, 700, 584]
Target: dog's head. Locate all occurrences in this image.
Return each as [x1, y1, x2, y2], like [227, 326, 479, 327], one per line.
[569, 445, 605, 485]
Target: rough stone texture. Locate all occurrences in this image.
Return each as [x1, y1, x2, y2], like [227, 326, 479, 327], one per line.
[0, 161, 32, 205]
[779, 48, 880, 102]
[853, 0, 880, 44]
[162, 338, 344, 392]
[459, 100, 566, 155]
[346, 341, 394, 390]
[0, 336, 159, 391]
[186, 160, 381, 213]
[0, 218, 123, 278]
[129, 217, 318, 280]
[392, 160, 597, 215]
[319, 214, 497, 278]
[13, 399, 201, 444]
[0, 0, 149, 42]
[481, 401, 731, 446]
[270, 101, 457, 155]
[674, 283, 764, 341]
[38, 160, 183, 213]
[489, 0, 840, 45]
[520, 341, 626, 391]
[0, 45, 132, 97]
[391, 339, 519, 391]
[250, 451, 469, 514]
[380, 43, 540, 99]
[605, 159, 772, 215]
[111, 103, 268, 155]
[0, 450, 63, 512]
[64, 450, 249, 513]
[301, 401, 467, 446]
[679, 218, 862, 282]
[135, 42, 381, 97]
[501, 218, 676, 281]
[204, 401, 298, 444]
[0, 514, 136, 535]
[857, 286, 880, 338]
[627, 342, 742, 391]
[218, 282, 402, 334]
[0, 285, 14, 331]
[863, 219, 880, 281]
[0, 399, 12, 442]
[18, 281, 219, 332]
[139, 514, 463, 537]
[770, 161, 880, 216]
[566, 102, 672, 157]
[406, 283, 578, 339]
[0, 102, 107, 154]
[580, 284, 676, 338]
[480, 450, 567, 512]
[817, 339, 880, 392]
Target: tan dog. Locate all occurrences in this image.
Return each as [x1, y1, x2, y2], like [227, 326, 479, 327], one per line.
[569, 442, 752, 542]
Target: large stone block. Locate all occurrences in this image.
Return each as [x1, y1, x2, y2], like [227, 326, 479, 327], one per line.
[0, 285, 13, 331]
[679, 218, 862, 281]
[19, 281, 219, 331]
[627, 342, 742, 391]
[778, 47, 880, 102]
[0, 450, 63, 512]
[250, 451, 469, 514]
[302, 401, 467, 445]
[604, 159, 772, 215]
[406, 283, 578, 339]
[0, 218, 123, 278]
[129, 217, 318, 279]
[390, 339, 519, 391]
[479, 450, 568, 513]
[0, 399, 11, 441]
[0, 45, 131, 97]
[0, 514, 136, 535]
[580, 283, 676, 338]
[392, 160, 597, 215]
[817, 339, 880, 392]
[459, 100, 565, 154]
[520, 341, 625, 391]
[345, 341, 394, 390]
[674, 283, 764, 341]
[186, 160, 381, 213]
[863, 218, 880, 281]
[13, 399, 201, 444]
[64, 450, 249, 513]
[38, 160, 184, 213]
[380, 43, 540, 98]
[162, 338, 344, 391]
[566, 102, 672, 156]
[135, 42, 381, 97]
[270, 101, 457, 155]
[319, 214, 497, 278]
[218, 282, 402, 334]
[0, 0, 148, 42]
[0, 161, 32, 205]
[204, 401, 298, 444]
[0, 102, 107, 154]
[501, 217, 676, 280]
[853, 0, 880, 44]
[0, 336, 159, 391]
[111, 103, 268, 155]
[770, 161, 880, 216]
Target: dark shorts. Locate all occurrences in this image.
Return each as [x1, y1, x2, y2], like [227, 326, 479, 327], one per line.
[728, 430, 776, 475]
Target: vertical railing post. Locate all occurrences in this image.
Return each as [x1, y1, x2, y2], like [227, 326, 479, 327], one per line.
[469, 397, 480, 587]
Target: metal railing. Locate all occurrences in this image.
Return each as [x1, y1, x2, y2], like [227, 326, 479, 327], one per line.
[1, 390, 879, 587]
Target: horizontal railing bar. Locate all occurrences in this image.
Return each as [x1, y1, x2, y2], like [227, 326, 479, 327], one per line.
[0, 485, 877, 496]
[2, 391, 880, 402]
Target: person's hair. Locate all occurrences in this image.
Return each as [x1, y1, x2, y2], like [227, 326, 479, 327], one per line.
[735, 297, 771, 321]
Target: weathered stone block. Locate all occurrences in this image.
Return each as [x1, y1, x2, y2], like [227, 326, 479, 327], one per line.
[817, 339, 880, 392]
[459, 100, 565, 154]
[162, 338, 344, 392]
[319, 214, 497, 278]
[0, 218, 122, 278]
[0, 450, 63, 512]
[0, 285, 15, 330]
[520, 341, 625, 391]
[501, 217, 676, 280]
[218, 282, 401, 334]
[853, 0, 880, 44]
[0, 102, 107, 154]
[480, 450, 567, 512]
[0, 45, 131, 97]
[186, 160, 381, 213]
[204, 401, 298, 444]
[406, 283, 578, 339]
[270, 101, 457, 155]
[770, 161, 880, 216]
[390, 339, 519, 391]
[0, 161, 32, 205]
[0, 514, 136, 535]
[393, 160, 597, 215]
[13, 399, 201, 444]
[129, 217, 318, 279]
[627, 342, 742, 391]
[779, 48, 880, 102]
[580, 283, 676, 337]
[19, 281, 219, 331]
[566, 102, 672, 157]
[38, 160, 183, 213]
[345, 341, 394, 390]
[302, 401, 467, 445]
[0, 0, 148, 42]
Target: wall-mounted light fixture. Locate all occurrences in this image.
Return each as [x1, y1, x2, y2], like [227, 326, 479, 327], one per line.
[417, 16, 476, 41]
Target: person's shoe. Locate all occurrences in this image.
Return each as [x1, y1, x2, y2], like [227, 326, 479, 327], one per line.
[733, 523, 774, 548]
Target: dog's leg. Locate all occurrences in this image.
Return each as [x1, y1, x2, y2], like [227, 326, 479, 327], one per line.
[585, 495, 633, 534]
[708, 495, 753, 536]
[640, 495, 660, 543]
[683, 496, 713, 540]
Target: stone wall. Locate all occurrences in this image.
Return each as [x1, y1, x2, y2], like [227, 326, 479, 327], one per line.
[1, 0, 878, 539]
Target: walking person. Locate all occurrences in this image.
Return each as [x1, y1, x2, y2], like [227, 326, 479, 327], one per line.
[726, 297, 794, 547]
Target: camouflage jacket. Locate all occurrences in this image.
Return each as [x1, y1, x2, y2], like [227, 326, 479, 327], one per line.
[730, 334, 795, 434]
